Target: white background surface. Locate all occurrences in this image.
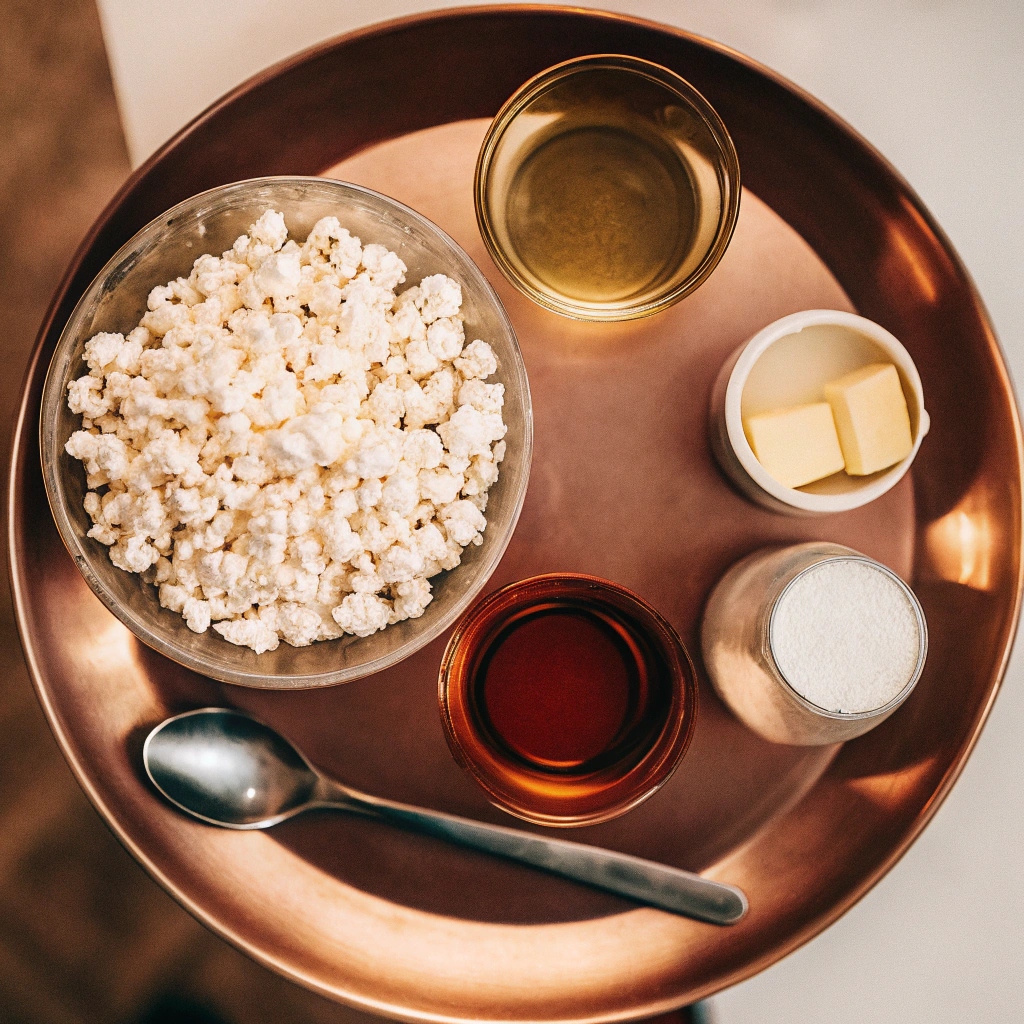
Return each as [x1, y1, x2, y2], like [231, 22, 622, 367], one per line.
[96, 2, 1024, 1020]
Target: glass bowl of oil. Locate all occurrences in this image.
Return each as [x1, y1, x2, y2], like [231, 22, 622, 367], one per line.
[438, 574, 698, 826]
[475, 55, 741, 321]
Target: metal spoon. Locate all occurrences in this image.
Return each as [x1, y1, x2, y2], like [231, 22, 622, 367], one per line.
[143, 707, 747, 925]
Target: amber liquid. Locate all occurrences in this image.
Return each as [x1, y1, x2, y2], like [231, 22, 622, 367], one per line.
[504, 125, 698, 304]
[472, 599, 673, 776]
[442, 575, 693, 824]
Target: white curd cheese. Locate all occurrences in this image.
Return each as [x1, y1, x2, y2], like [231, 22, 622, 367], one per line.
[65, 210, 507, 652]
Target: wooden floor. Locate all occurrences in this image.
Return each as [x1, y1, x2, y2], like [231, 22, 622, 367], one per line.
[0, 2, 706, 1021]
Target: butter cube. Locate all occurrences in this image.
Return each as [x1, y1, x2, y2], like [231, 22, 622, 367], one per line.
[824, 363, 913, 475]
[744, 402, 846, 489]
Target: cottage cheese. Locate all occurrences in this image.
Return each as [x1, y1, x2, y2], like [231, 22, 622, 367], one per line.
[65, 210, 507, 653]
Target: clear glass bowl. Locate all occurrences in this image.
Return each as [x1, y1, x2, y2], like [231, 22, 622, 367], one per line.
[40, 177, 533, 688]
[438, 574, 698, 826]
[475, 55, 741, 321]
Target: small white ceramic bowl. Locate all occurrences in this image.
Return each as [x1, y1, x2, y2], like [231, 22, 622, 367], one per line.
[708, 309, 929, 515]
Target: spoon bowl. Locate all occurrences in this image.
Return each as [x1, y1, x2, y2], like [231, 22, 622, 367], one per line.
[145, 709, 318, 828]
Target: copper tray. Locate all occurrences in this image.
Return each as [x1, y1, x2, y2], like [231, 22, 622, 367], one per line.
[9, 7, 1022, 1021]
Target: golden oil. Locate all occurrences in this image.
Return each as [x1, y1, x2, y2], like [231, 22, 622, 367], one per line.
[504, 124, 698, 305]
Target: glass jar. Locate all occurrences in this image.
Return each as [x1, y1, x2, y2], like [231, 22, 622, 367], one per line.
[702, 542, 927, 745]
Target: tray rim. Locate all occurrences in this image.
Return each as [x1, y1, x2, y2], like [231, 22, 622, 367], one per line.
[9, 4, 1024, 1019]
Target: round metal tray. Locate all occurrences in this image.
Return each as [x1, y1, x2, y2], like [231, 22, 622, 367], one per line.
[9, 6, 1022, 1021]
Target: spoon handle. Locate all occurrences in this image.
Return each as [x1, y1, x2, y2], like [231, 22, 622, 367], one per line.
[325, 787, 746, 925]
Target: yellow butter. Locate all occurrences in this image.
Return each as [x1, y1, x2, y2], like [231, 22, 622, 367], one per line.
[824, 363, 913, 476]
[744, 402, 846, 489]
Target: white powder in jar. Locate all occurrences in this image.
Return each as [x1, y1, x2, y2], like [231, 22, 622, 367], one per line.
[769, 558, 923, 715]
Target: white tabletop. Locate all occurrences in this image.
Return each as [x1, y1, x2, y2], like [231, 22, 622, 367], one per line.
[96, 2, 1024, 1020]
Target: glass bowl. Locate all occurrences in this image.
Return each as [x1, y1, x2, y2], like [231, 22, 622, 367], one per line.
[475, 55, 741, 321]
[438, 574, 698, 826]
[40, 177, 533, 688]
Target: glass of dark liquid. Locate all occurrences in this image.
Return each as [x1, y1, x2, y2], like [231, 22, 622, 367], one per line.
[439, 574, 697, 826]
